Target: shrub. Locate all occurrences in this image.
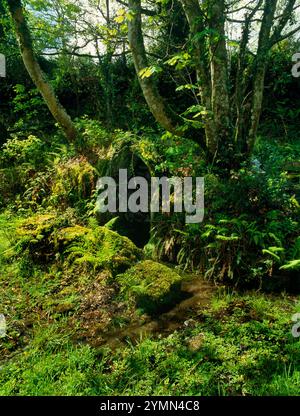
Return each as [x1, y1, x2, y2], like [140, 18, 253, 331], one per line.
[0, 135, 45, 167]
[149, 138, 300, 286]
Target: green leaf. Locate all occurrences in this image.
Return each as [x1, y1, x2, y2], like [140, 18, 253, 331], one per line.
[139, 66, 162, 79]
[262, 249, 280, 261]
[216, 235, 239, 241]
[175, 84, 197, 92]
[280, 259, 300, 270]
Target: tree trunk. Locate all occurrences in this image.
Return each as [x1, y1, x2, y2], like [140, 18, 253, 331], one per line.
[234, 0, 263, 152]
[127, 0, 206, 149]
[180, 0, 217, 155]
[104, 0, 114, 127]
[247, 0, 278, 152]
[7, 0, 77, 141]
[208, 0, 232, 159]
[181, 0, 233, 162]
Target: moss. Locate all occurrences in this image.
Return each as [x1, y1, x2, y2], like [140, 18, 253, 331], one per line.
[16, 213, 142, 273]
[69, 226, 143, 274]
[55, 226, 90, 244]
[16, 213, 69, 262]
[117, 260, 184, 314]
[17, 213, 56, 236]
[51, 156, 97, 210]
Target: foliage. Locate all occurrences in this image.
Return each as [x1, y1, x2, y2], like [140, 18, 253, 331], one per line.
[66, 224, 143, 274]
[150, 137, 300, 285]
[50, 156, 97, 213]
[1, 0, 300, 398]
[0, 134, 47, 208]
[261, 45, 300, 139]
[12, 84, 52, 133]
[0, 134, 45, 166]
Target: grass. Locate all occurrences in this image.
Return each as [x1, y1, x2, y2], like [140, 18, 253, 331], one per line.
[0, 292, 299, 395]
[0, 211, 300, 396]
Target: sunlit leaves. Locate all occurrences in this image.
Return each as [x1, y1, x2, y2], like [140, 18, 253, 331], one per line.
[175, 84, 197, 92]
[114, 8, 126, 24]
[139, 65, 162, 79]
[165, 52, 191, 70]
[182, 104, 211, 119]
[280, 259, 300, 270]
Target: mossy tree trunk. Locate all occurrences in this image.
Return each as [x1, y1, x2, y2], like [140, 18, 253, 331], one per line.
[247, 0, 278, 153]
[127, 0, 207, 151]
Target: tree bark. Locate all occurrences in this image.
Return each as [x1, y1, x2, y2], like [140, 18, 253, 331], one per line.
[247, 0, 278, 152]
[234, 0, 263, 152]
[181, 0, 232, 160]
[208, 0, 231, 157]
[7, 0, 77, 141]
[179, 0, 217, 155]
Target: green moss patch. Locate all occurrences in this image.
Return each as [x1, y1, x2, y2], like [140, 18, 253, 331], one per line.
[16, 212, 142, 273]
[67, 226, 143, 274]
[117, 260, 185, 314]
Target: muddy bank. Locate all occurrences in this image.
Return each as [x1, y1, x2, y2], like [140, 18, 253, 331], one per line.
[96, 274, 216, 349]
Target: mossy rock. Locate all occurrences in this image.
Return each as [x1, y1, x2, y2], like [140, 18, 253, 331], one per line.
[17, 214, 58, 238]
[55, 225, 90, 245]
[117, 260, 184, 315]
[68, 226, 143, 274]
[16, 213, 142, 273]
[16, 213, 74, 262]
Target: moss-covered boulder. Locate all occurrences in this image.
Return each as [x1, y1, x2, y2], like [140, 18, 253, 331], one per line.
[67, 226, 143, 274]
[16, 212, 75, 262]
[16, 212, 143, 273]
[117, 260, 184, 314]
